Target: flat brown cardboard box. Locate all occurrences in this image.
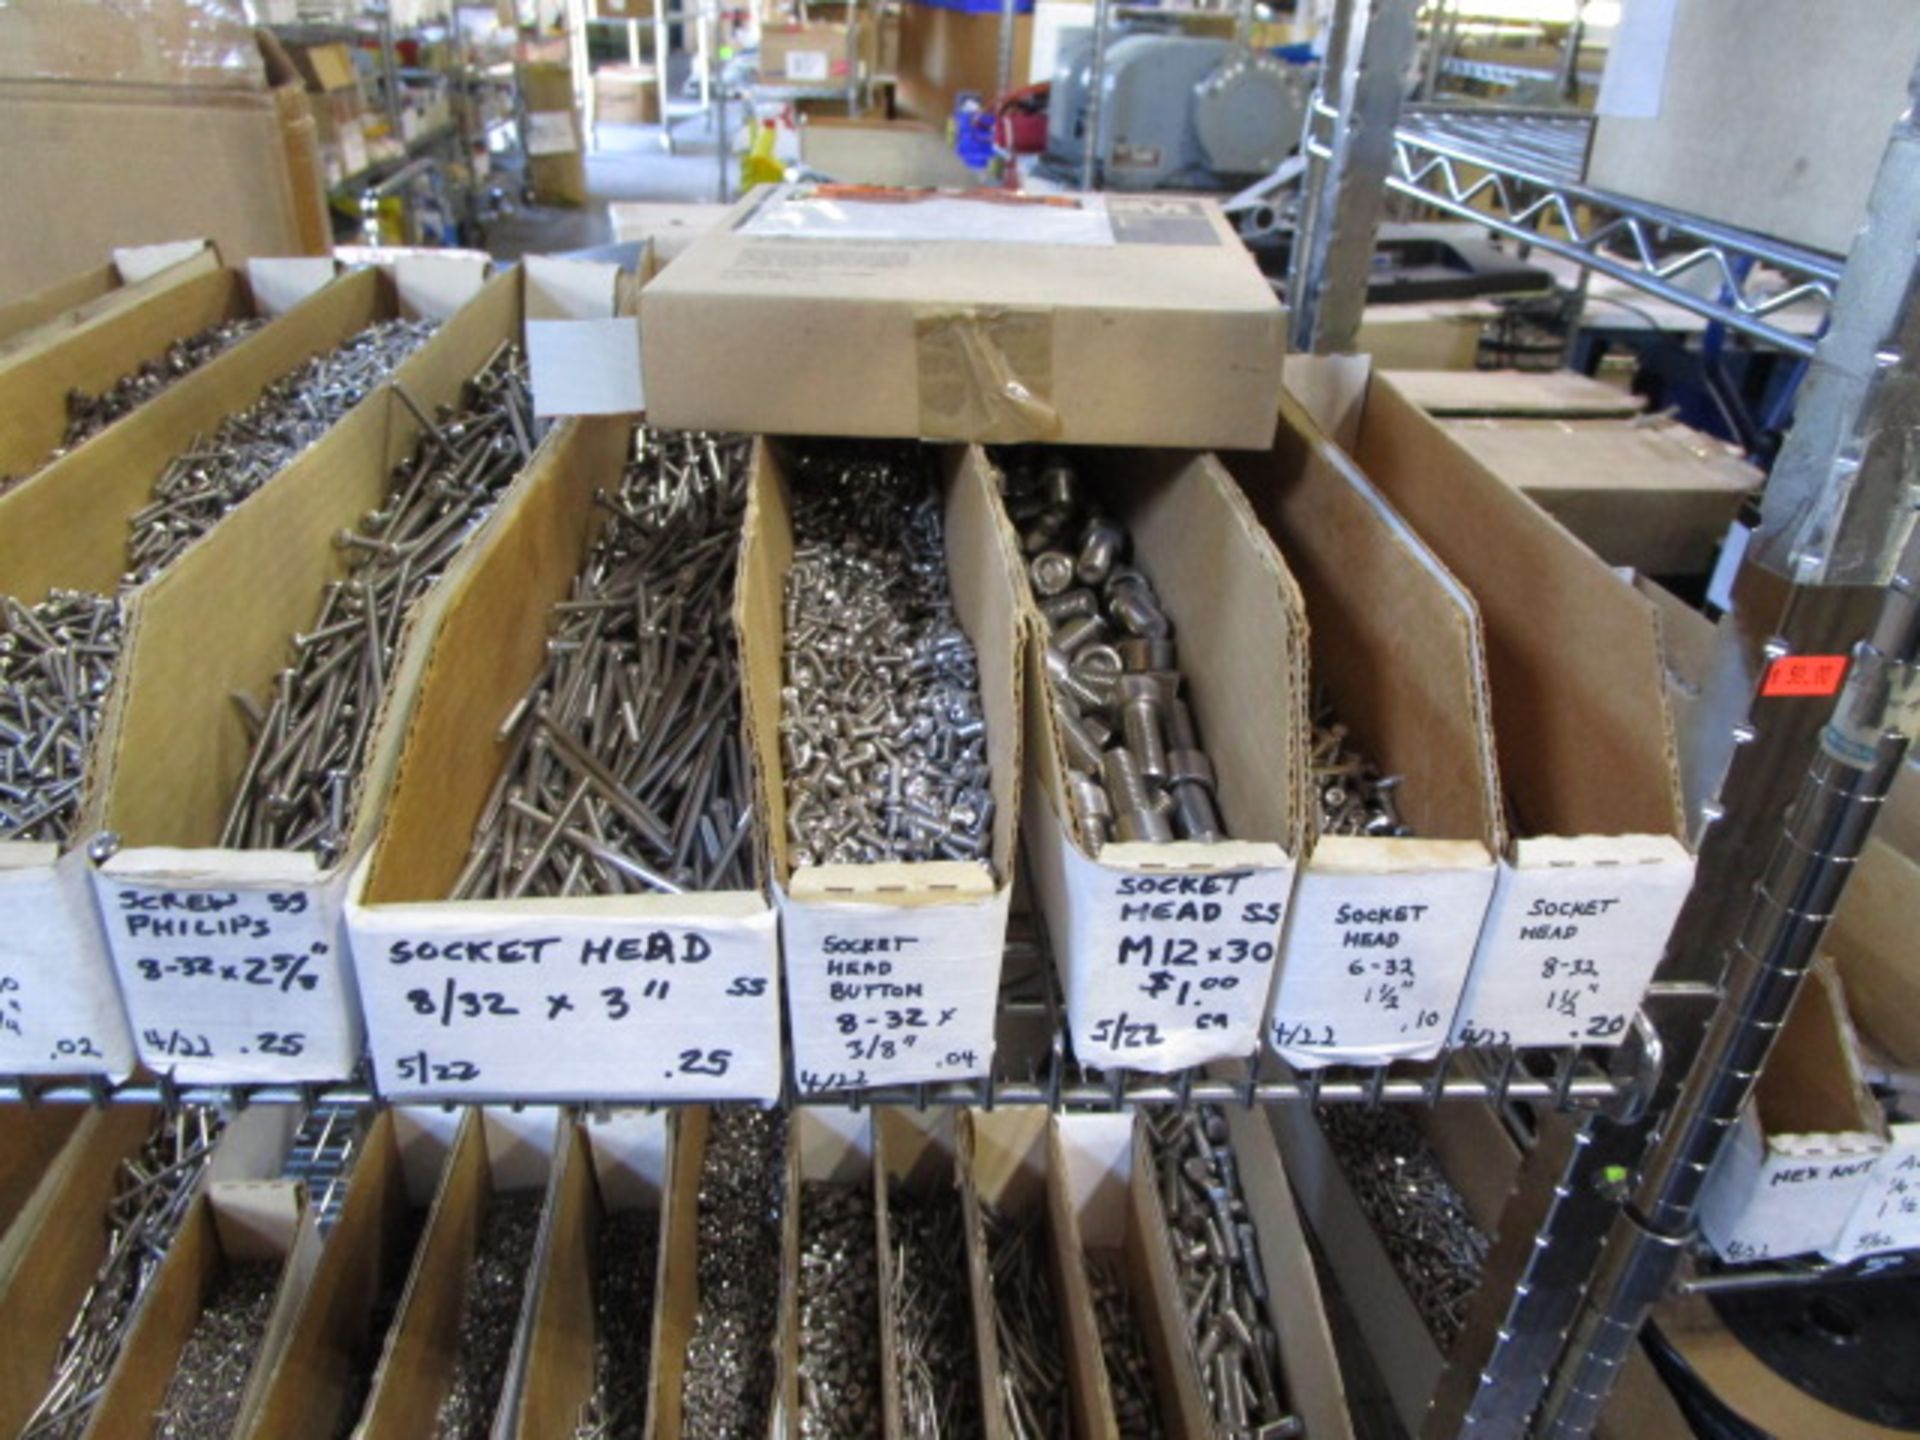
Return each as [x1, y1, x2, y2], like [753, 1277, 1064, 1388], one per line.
[0, 80, 312, 297]
[1352, 300, 1493, 372]
[347, 415, 781, 1104]
[1437, 415, 1758, 576]
[244, 1110, 446, 1440]
[594, 63, 663, 125]
[894, 3, 1031, 121]
[798, 115, 982, 188]
[358, 1107, 564, 1439]
[741, 440, 1024, 1093]
[760, 19, 865, 84]
[1827, 828, 1920, 1073]
[80, 1178, 307, 1440]
[0, 243, 218, 355]
[1010, 447, 1305, 1073]
[1698, 958, 1887, 1262]
[287, 41, 359, 93]
[1221, 396, 1503, 1067]
[1387, 367, 1645, 420]
[1285, 356, 1694, 1050]
[640, 185, 1286, 449]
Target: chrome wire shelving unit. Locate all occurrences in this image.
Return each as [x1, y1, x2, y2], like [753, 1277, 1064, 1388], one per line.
[1287, 2, 1920, 1434]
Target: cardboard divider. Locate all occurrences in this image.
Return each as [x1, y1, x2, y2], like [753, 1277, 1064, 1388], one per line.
[80, 1178, 307, 1440]
[740, 441, 1026, 1093]
[87, 274, 546, 1087]
[244, 1110, 449, 1439]
[777, 1107, 875, 1437]
[0, 1104, 159, 1437]
[1130, 1101, 1353, 1440]
[873, 1106, 990, 1438]
[1219, 396, 1503, 1067]
[1050, 1113, 1182, 1440]
[1003, 446, 1308, 1072]
[1285, 356, 1696, 1049]
[358, 1106, 563, 1440]
[0, 243, 219, 357]
[0, 1104, 84, 1250]
[513, 1109, 672, 1437]
[959, 1106, 1085, 1440]
[346, 414, 780, 1104]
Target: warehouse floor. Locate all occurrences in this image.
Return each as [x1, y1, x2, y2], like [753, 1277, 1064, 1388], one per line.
[486, 119, 728, 259]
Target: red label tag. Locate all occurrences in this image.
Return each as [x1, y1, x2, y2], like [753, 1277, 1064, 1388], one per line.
[1762, 655, 1849, 697]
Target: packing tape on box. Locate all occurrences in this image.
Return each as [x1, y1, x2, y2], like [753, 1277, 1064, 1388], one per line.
[914, 305, 1059, 443]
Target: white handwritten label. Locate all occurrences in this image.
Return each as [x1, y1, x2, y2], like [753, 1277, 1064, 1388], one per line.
[1026, 795, 1292, 1072]
[782, 881, 1008, 1094]
[784, 49, 831, 82]
[0, 845, 136, 1077]
[1700, 1122, 1885, 1263]
[1267, 853, 1495, 1068]
[349, 903, 780, 1101]
[525, 110, 579, 157]
[1449, 840, 1694, 1049]
[1832, 1127, 1920, 1261]
[95, 856, 358, 1084]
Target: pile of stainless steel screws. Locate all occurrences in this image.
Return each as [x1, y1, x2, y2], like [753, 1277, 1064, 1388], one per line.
[683, 1107, 786, 1440]
[1000, 455, 1225, 850]
[0, 590, 123, 844]
[1086, 1254, 1165, 1439]
[889, 1185, 984, 1440]
[127, 317, 437, 583]
[221, 347, 536, 865]
[781, 443, 993, 868]
[982, 1204, 1069, 1440]
[797, 1180, 882, 1439]
[153, 1260, 283, 1439]
[573, 1209, 659, 1440]
[61, 319, 262, 454]
[434, 1191, 543, 1440]
[454, 427, 756, 900]
[1311, 697, 1411, 839]
[22, 1108, 224, 1440]
[1316, 1105, 1489, 1348]
[1146, 1107, 1298, 1440]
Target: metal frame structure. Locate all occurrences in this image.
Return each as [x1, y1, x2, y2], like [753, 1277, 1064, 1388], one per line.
[1288, 2, 1920, 1433]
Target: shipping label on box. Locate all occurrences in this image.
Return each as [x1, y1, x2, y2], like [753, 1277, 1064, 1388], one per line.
[1832, 1123, 1920, 1260]
[94, 850, 361, 1084]
[1449, 837, 1694, 1049]
[1267, 844, 1496, 1067]
[1699, 1107, 1886, 1264]
[1027, 796, 1291, 1072]
[0, 844, 136, 1077]
[525, 110, 579, 157]
[783, 875, 1008, 1094]
[347, 895, 781, 1102]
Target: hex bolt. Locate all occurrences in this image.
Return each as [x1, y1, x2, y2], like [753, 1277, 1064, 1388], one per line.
[1106, 572, 1172, 639]
[1045, 644, 1114, 713]
[1167, 749, 1224, 842]
[1076, 515, 1127, 586]
[1120, 673, 1171, 783]
[1054, 697, 1106, 774]
[1029, 550, 1076, 597]
[1105, 748, 1173, 843]
[1038, 588, 1099, 626]
[1073, 642, 1125, 689]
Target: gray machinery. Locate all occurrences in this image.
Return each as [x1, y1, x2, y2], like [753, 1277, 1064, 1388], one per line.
[1045, 29, 1315, 190]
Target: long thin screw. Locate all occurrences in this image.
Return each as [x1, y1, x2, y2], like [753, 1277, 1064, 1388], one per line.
[1310, 692, 1413, 839]
[1086, 1254, 1165, 1439]
[0, 590, 123, 845]
[572, 1208, 659, 1440]
[889, 1183, 985, 1440]
[982, 1203, 1069, 1440]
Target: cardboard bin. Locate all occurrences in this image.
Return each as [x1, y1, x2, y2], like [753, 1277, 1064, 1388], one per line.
[1287, 356, 1696, 1050]
[86, 269, 537, 1085]
[0, 240, 219, 359]
[641, 184, 1286, 450]
[776, 1107, 875, 1436]
[244, 1108, 455, 1440]
[80, 1177, 310, 1440]
[1221, 394, 1503, 1068]
[347, 416, 781, 1104]
[512, 1110, 672, 1437]
[741, 440, 1025, 1094]
[357, 1106, 564, 1439]
[1699, 959, 1890, 1264]
[1007, 447, 1307, 1073]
